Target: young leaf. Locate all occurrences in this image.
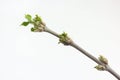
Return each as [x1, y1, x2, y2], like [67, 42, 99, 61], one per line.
[21, 22, 29, 26]
[25, 14, 32, 22]
[33, 15, 42, 22]
[31, 27, 35, 32]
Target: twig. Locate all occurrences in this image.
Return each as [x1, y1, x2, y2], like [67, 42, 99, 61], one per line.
[45, 27, 120, 80]
[21, 14, 120, 80]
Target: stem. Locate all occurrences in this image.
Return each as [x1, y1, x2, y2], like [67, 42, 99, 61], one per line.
[106, 65, 120, 79]
[70, 42, 102, 65]
[45, 27, 59, 38]
[44, 27, 120, 80]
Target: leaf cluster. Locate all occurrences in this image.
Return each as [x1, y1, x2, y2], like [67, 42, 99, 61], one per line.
[21, 14, 43, 32]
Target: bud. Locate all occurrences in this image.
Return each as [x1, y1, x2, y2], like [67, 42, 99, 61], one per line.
[98, 55, 108, 65]
[58, 32, 72, 45]
[94, 65, 106, 71]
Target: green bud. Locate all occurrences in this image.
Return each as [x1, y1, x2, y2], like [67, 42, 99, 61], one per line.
[94, 65, 106, 71]
[58, 32, 72, 45]
[98, 55, 108, 64]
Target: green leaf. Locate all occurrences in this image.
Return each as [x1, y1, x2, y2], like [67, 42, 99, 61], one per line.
[25, 14, 32, 21]
[33, 15, 42, 22]
[31, 27, 35, 31]
[21, 22, 29, 26]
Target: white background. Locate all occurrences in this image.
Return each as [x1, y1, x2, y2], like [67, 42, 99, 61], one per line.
[0, 0, 120, 80]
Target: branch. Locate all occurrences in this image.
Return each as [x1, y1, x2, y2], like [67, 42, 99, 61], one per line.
[21, 14, 120, 80]
[45, 27, 120, 80]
